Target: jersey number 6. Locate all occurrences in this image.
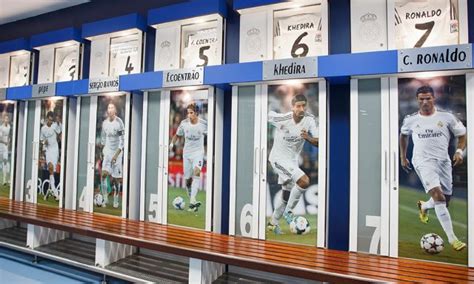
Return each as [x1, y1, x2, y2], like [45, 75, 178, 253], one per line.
[291, 32, 309, 58]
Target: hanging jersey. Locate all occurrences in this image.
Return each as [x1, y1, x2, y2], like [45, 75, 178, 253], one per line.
[176, 118, 207, 156]
[401, 109, 465, 163]
[394, 0, 458, 48]
[9, 54, 30, 87]
[55, 47, 78, 82]
[274, 13, 322, 59]
[41, 122, 61, 151]
[268, 111, 318, 163]
[109, 36, 140, 76]
[0, 124, 10, 145]
[101, 117, 125, 156]
[182, 28, 219, 68]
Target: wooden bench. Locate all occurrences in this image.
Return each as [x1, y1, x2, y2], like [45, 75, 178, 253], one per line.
[1, 197, 473, 283]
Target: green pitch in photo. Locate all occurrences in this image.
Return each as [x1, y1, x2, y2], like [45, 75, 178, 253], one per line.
[37, 193, 60, 207]
[94, 193, 123, 217]
[0, 183, 10, 198]
[266, 214, 318, 246]
[398, 186, 468, 265]
[167, 186, 206, 230]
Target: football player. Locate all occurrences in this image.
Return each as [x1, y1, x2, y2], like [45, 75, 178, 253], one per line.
[267, 94, 319, 234]
[100, 102, 125, 208]
[0, 113, 11, 185]
[400, 85, 466, 251]
[170, 102, 207, 212]
[40, 111, 61, 200]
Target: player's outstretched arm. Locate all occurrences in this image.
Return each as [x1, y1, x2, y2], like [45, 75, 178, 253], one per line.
[453, 135, 466, 167]
[301, 129, 318, 146]
[399, 134, 412, 173]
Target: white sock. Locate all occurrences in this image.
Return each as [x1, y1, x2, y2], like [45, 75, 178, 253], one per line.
[101, 179, 109, 202]
[2, 162, 6, 183]
[271, 190, 289, 225]
[190, 176, 200, 204]
[49, 174, 57, 197]
[421, 198, 435, 211]
[434, 202, 457, 244]
[286, 184, 305, 212]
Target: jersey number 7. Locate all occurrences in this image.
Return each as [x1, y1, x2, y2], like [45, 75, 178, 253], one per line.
[414, 21, 435, 48]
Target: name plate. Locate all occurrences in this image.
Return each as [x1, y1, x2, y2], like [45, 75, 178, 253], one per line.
[263, 57, 318, 81]
[398, 44, 472, 72]
[88, 77, 120, 93]
[163, 67, 204, 88]
[0, 88, 6, 101]
[32, 83, 56, 98]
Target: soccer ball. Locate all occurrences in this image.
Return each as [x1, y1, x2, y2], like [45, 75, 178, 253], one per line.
[94, 193, 104, 207]
[420, 233, 444, 254]
[172, 196, 185, 210]
[289, 216, 311, 235]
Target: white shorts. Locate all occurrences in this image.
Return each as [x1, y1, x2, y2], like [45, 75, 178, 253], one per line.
[0, 143, 8, 161]
[269, 160, 305, 185]
[413, 159, 452, 195]
[102, 151, 123, 178]
[45, 147, 59, 168]
[183, 151, 203, 179]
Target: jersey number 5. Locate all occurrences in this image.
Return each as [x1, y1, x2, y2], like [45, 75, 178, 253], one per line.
[197, 46, 210, 67]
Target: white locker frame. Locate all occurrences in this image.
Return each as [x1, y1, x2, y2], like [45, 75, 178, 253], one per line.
[35, 41, 82, 84]
[229, 79, 327, 248]
[0, 101, 18, 200]
[237, 0, 329, 63]
[349, 70, 474, 267]
[151, 14, 225, 71]
[19, 97, 67, 208]
[140, 87, 218, 232]
[71, 93, 131, 218]
[86, 29, 144, 78]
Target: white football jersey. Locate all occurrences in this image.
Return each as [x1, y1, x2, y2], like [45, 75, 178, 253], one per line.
[268, 111, 318, 163]
[40, 122, 61, 151]
[101, 116, 125, 156]
[55, 46, 78, 82]
[9, 54, 30, 87]
[274, 13, 322, 59]
[109, 36, 140, 76]
[394, 0, 458, 48]
[401, 109, 466, 163]
[176, 118, 207, 156]
[0, 124, 10, 144]
[182, 28, 219, 68]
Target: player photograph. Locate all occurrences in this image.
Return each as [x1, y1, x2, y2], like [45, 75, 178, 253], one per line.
[168, 90, 208, 230]
[37, 99, 64, 207]
[266, 83, 319, 246]
[398, 75, 468, 265]
[0, 103, 14, 198]
[93, 95, 126, 217]
[394, 0, 459, 49]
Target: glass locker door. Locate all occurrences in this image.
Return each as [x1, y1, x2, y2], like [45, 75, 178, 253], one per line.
[349, 78, 390, 255]
[230, 85, 263, 239]
[0, 102, 17, 200]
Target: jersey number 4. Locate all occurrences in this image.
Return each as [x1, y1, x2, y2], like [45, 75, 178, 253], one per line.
[125, 56, 134, 74]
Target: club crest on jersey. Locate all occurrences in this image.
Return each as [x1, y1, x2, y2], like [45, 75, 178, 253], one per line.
[359, 13, 381, 43]
[161, 41, 171, 48]
[246, 28, 262, 55]
[405, 9, 442, 20]
[437, 121, 443, 128]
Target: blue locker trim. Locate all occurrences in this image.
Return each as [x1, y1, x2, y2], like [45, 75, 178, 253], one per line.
[327, 0, 350, 252]
[204, 62, 262, 85]
[220, 88, 232, 235]
[119, 72, 163, 91]
[318, 50, 398, 78]
[224, 6, 240, 64]
[469, 0, 474, 43]
[56, 80, 89, 97]
[147, 0, 227, 26]
[6, 86, 32, 100]
[233, 0, 285, 10]
[144, 27, 156, 72]
[31, 28, 82, 48]
[0, 38, 30, 54]
[82, 13, 146, 39]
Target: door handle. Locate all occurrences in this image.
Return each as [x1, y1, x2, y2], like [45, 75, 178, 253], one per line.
[254, 147, 259, 175]
[260, 148, 265, 176]
[393, 152, 397, 189]
[384, 151, 388, 182]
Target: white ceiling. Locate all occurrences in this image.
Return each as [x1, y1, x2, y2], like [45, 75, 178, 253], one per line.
[0, 0, 90, 25]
